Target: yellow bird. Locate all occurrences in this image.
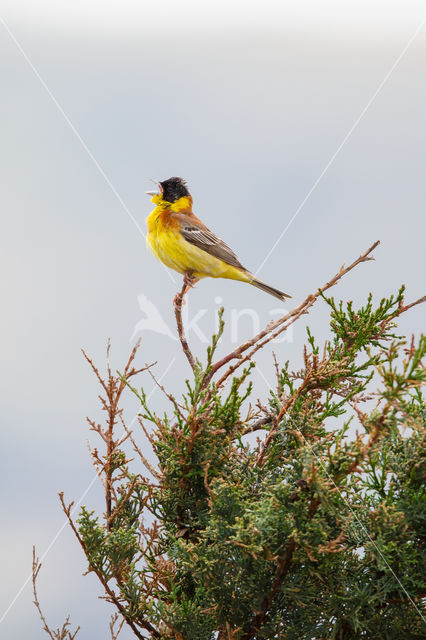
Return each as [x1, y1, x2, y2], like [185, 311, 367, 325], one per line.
[145, 177, 291, 301]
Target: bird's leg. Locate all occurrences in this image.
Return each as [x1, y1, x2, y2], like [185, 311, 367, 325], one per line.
[183, 270, 199, 291]
[173, 271, 198, 307]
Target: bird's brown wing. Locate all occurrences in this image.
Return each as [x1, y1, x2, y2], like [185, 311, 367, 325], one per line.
[179, 220, 247, 271]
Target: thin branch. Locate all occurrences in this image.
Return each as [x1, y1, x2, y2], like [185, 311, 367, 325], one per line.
[255, 289, 426, 467]
[83, 341, 150, 529]
[58, 494, 159, 640]
[32, 547, 80, 640]
[109, 613, 125, 640]
[146, 365, 186, 419]
[206, 240, 380, 387]
[119, 414, 163, 481]
[173, 274, 197, 370]
[81, 348, 109, 396]
[108, 476, 138, 528]
[399, 294, 426, 313]
[86, 439, 108, 492]
[242, 415, 273, 435]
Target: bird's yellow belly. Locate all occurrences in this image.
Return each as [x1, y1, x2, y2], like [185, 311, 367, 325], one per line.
[147, 228, 249, 282]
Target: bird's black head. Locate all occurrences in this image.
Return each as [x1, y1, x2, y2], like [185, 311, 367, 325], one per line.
[159, 177, 190, 203]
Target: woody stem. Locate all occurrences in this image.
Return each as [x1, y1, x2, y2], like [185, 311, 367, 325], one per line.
[174, 273, 197, 370]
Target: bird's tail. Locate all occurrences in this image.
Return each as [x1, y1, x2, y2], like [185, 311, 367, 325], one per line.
[249, 278, 291, 301]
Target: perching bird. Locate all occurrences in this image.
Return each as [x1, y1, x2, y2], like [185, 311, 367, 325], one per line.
[145, 177, 291, 301]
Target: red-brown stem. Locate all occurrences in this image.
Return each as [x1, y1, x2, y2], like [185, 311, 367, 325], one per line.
[205, 241, 380, 387]
[59, 493, 159, 640]
[173, 275, 197, 370]
[255, 289, 426, 468]
[81, 342, 149, 529]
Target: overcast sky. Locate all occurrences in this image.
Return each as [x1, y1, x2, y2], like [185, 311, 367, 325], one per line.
[1, 2, 425, 639]
[2, 0, 426, 37]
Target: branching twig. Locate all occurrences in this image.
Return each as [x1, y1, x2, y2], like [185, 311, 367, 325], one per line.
[207, 241, 380, 387]
[109, 613, 125, 640]
[119, 414, 163, 481]
[255, 289, 426, 467]
[59, 495, 159, 640]
[32, 547, 80, 640]
[82, 342, 153, 529]
[146, 365, 186, 419]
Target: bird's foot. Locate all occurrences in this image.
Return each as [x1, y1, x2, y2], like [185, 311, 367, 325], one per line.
[183, 271, 198, 289]
[174, 272, 198, 307]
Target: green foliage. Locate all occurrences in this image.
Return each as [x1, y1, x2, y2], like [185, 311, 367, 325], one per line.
[74, 289, 426, 639]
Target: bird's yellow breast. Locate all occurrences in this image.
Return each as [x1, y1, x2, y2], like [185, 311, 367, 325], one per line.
[146, 203, 249, 282]
[146, 206, 188, 274]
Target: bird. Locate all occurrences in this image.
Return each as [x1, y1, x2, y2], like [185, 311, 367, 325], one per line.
[145, 177, 291, 301]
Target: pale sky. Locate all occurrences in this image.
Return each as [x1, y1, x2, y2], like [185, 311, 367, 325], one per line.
[2, 0, 426, 37]
[1, 3, 425, 639]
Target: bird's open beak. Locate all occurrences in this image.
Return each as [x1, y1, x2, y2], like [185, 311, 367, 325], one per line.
[145, 179, 162, 196]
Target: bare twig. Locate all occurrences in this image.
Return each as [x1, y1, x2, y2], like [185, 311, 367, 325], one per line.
[109, 613, 125, 640]
[119, 414, 162, 481]
[146, 365, 185, 419]
[82, 342, 154, 530]
[86, 439, 108, 492]
[59, 494, 159, 640]
[32, 547, 80, 640]
[173, 273, 198, 370]
[206, 241, 380, 387]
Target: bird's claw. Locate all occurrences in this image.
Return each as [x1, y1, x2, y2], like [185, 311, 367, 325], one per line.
[183, 271, 198, 288]
[173, 273, 198, 307]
